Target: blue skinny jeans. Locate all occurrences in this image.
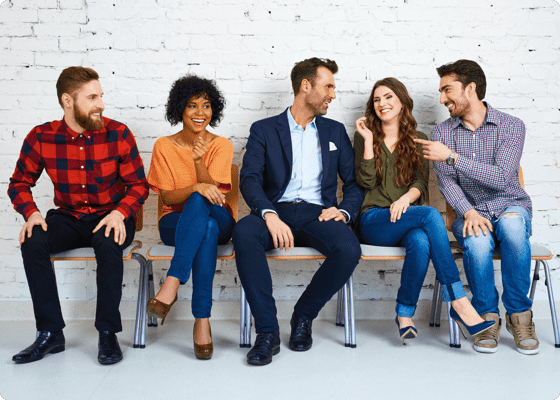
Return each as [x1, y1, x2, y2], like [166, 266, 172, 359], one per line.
[159, 193, 235, 318]
[359, 206, 466, 318]
[452, 205, 532, 316]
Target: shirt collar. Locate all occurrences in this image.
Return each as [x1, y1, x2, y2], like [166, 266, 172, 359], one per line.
[62, 116, 107, 140]
[452, 102, 497, 130]
[287, 107, 316, 132]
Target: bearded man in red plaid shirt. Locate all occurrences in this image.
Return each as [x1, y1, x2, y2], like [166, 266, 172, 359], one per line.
[8, 67, 149, 365]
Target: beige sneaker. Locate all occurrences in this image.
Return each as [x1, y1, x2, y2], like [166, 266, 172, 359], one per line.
[473, 313, 501, 353]
[505, 310, 539, 355]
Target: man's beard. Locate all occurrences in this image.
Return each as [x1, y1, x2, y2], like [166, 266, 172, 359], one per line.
[74, 103, 104, 131]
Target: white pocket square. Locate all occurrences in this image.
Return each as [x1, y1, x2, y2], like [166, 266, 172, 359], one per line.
[329, 142, 337, 151]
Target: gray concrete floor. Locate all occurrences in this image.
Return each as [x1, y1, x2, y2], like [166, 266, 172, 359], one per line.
[0, 318, 559, 400]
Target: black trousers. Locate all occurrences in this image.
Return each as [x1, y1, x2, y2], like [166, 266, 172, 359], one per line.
[232, 203, 361, 334]
[20, 209, 135, 333]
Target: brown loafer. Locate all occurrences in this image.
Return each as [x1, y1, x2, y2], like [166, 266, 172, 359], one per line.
[146, 295, 177, 325]
[193, 322, 213, 360]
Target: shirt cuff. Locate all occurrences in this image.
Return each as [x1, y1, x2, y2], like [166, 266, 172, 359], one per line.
[339, 209, 351, 224]
[262, 209, 278, 219]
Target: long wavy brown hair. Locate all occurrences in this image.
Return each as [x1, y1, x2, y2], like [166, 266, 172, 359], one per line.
[364, 77, 426, 187]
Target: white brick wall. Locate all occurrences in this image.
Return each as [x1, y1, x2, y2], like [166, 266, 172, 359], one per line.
[0, 0, 559, 312]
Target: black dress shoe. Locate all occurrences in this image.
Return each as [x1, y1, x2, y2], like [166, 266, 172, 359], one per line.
[289, 313, 313, 351]
[246, 331, 280, 366]
[98, 331, 123, 365]
[12, 331, 66, 364]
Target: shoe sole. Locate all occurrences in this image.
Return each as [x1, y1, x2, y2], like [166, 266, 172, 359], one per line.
[247, 346, 280, 366]
[12, 345, 65, 364]
[505, 324, 539, 355]
[473, 344, 498, 354]
[98, 354, 123, 365]
[288, 342, 312, 352]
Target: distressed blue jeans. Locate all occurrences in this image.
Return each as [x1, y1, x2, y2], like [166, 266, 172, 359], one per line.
[359, 206, 466, 318]
[159, 193, 235, 318]
[452, 205, 532, 316]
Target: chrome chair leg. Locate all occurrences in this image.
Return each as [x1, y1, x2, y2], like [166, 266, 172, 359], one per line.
[132, 254, 146, 348]
[529, 260, 540, 301]
[240, 286, 246, 347]
[447, 301, 461, 348]
[147, 261, 157, 327]
[244, 296, 252, 348]
[542, 260, 560, 348]
[435, 284, 443, 327]
[336, 288, 343, 326]
[139, 260, 151, 349]
[343, 282, 350, 347]
[348, 276, 356, 348]
[430, 277, 440, 327]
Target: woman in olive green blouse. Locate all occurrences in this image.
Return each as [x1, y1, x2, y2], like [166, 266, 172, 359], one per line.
[354, 78, 494, 344]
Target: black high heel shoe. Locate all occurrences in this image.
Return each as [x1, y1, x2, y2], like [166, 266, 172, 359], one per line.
[449, 308, 496, 338]
[395, 316, 418, 345]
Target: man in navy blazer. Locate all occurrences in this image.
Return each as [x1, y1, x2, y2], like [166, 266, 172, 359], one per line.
[232, 58, 364, 366]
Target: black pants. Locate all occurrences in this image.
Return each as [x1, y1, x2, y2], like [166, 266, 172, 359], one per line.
[20, 209, 135, 333]
[232, 203, 361, 333]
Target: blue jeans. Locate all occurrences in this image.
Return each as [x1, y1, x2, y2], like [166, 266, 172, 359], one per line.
[159, 193, 235, 318]
[359, 206, 466, 318]
[452, 205, 532, 316]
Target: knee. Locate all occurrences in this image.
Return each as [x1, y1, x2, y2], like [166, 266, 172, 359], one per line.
[331, 233, 361, 264]
[203, 217, 219, 240]
[92, 231, 121, 253]
[185, 192, 207, 210]
[496, 212, 528, 242]
[21, 226, 49, 256]
[403, 230, 430, 257]
[421, 207, 445, 229]
[462, 233, 493, 260]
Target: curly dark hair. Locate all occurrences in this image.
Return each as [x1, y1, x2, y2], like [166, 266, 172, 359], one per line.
[437, 59, 486, 100]
[165, 75, 225, 127]
[364, 77, 426, 188]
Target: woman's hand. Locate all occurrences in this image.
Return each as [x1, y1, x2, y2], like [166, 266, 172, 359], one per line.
[355, 117, 374, 142]
[389, 195, 411, 223]
[195, 183, 226, 205]
[192, 137, 209, 161]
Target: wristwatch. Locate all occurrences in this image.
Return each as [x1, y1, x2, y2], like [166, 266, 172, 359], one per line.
[445, 150, 457, 167]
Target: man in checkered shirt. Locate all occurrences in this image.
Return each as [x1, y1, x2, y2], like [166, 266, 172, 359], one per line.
[416, 60, 538, 355]
[8, 67, 149, 365]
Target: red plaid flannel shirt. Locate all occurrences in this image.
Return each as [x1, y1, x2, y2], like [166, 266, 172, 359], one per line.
[8, 117, 149, 221]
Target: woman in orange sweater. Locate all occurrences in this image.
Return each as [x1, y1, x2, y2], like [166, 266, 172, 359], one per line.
[147, 75, 235, 360]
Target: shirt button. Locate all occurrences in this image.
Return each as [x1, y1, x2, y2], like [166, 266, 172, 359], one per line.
[82, 185, 85, 188]
[473, 153, 476, 157]
[85, 200, 88, 203]
[81, 165, 84, 169]
[80, 147, 83, 150]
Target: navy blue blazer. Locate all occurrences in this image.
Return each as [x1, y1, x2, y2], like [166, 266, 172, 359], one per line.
[240, 108, 364, 223]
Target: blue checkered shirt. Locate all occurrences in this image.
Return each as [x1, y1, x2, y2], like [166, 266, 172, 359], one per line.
[432, 103, 532, 219]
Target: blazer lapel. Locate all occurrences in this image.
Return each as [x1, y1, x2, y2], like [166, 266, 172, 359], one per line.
[316, 117, 330, 184]
[277, 109, 293, 170]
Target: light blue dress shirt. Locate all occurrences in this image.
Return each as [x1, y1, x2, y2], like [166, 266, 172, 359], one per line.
[262, 108, 350, 223]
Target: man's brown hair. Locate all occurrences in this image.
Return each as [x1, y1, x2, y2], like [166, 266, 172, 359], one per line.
[290, 57, 338, 95]
[56, 66, 99, 107]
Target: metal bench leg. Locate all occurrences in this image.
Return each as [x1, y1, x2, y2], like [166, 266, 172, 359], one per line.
[343, 282, 350, 347]
[348, 275, 356, 348]
[435, 284, 443, 327]
[430, 277, 440, 327]
[139, 260, 150, 349]
[447, 301, 461, 348]
[147, 261, 157, 327]
[336, 288, 344, 326]
[240, 286, 246, 347]
[244, 295, 252, 348]
[541, 260, 560, 348]
[529, 260, 540, 301]
[132, 255, 146, 348]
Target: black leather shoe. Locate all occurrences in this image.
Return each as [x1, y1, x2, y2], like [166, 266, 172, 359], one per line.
[12, 331, 65, 364]
[289, 313, 313, 351]
[98, 331, 123, 365]
[246, 331, 280, 366]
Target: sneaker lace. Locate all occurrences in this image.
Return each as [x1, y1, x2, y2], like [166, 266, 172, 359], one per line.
[512, 321, 536, 340]
[477, 322, 499, 341]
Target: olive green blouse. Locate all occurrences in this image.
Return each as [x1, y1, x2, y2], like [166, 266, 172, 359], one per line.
[353, 131, 429, 217]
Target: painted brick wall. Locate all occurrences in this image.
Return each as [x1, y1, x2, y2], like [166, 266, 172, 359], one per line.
[0, 0, 559, 308]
